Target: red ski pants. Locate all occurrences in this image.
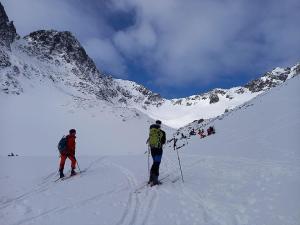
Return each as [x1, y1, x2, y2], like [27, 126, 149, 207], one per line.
[59, 154, 76, 170]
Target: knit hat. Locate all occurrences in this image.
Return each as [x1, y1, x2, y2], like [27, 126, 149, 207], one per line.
[69, 129, 76, 134]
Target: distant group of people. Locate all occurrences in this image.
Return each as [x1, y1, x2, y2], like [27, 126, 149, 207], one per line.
[189, 126, 215, 138]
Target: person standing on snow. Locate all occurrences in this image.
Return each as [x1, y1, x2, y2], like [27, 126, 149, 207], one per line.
[148, 120, 166, 186]
[59, 129, 77, 178]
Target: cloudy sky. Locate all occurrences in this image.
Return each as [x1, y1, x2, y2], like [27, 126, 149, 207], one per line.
[3, 0, 300, 98]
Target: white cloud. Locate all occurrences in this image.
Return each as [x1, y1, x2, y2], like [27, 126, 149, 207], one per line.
[2, 0, 111, 38]
[113, 21, 157, 57]
[110, 0, 300, 86]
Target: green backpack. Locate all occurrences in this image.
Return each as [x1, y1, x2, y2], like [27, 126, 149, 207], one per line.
[149, 128, 163, 148]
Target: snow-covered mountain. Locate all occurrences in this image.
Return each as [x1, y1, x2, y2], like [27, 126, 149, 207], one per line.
[135, 63, 299, 128]
[1, 3, 299, 130]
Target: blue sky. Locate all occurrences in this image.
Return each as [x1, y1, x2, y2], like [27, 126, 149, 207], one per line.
[3, 0, 300, 98]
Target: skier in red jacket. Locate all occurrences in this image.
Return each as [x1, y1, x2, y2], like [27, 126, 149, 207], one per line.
[59, 129, 77, 178]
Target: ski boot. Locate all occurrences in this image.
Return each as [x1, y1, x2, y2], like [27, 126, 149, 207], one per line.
[150, 175, 161, 186]
[71, 169, 77, 176]
[148, 173, 155, 185]
[59, 169, 65, 178]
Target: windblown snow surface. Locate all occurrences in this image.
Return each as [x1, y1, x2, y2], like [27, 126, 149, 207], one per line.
[1, 77, 300, 225]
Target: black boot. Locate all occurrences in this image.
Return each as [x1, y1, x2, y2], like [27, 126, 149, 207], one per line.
[59, 169, 64, 178]
[151, 175, 159, 186]
[148, 173, 155, 184]
[71, 169, 77, 176]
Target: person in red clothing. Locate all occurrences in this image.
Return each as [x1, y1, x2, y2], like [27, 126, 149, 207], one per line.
[59, 129, 77, 178]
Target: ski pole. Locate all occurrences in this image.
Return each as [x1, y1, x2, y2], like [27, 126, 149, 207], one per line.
[174, 138, 184, 182]
[148, 145, 150, 175]
[74, 156, 81, 173]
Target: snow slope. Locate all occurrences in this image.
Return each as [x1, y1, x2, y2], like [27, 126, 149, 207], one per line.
[1, 72, 299, 225]
[0, 77, 174, 156]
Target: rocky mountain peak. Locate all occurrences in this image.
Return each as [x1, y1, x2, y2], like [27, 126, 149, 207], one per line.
[244, 65, 299, 92]
[0, 2, 18, 49]
[24, 30, 102, 82]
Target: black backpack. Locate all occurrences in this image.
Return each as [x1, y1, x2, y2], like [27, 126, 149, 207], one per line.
[57, 136, 67, 154]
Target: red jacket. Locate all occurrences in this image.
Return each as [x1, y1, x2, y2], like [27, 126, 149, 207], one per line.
[66, 134, 76, 155]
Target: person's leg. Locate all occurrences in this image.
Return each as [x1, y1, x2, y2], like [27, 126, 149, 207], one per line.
[154, 148, 163, 177]
[150, 148, 162, 184]
[68, 155, 77, 170]
[59, 155, 67, 177]
[59, 155, 67, 170]
[150, 148, 158, 183]
[68, 155, 77, 175]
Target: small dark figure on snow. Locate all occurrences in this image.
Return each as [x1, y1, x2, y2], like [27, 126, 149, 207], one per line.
[198, 129, 206, 138]
[58, 129, 78, 178]
[147, 120, 166, 186]
[207, 126, 215, 136]
[173, 137, 178, 150]
[189, 129, 196, 136]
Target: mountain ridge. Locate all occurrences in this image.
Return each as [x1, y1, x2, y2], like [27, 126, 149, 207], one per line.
[1, 2, 299, 128]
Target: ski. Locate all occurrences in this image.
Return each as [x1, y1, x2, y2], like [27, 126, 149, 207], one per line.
[134, 174, 170, 193]
[54, 169, 86, 182]
[61, 173, 79, 181]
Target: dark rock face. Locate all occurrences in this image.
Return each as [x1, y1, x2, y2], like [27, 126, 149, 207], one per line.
[147, 93, 162, 102]
[0, 48, 11, 68]
[209, 93, 219, 104]
[24, 30, 100, 81]
[235, 88, 245, 94]
[294, 64, 300, 76]
[135, 85, 163, 105]
[214, 89, 226, 95]
[0, 2, 18, 49]
[244, 69, 291, 93]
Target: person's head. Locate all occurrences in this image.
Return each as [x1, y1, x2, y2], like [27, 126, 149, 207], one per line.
[69, 129, 76, 135]
[155, 120, 162, 127]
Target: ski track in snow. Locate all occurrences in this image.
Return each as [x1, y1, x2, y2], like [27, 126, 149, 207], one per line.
[107, 160, 160, 225]
[0, 157, 114, 224]
[0, 156, 105, 209]
[1, 153, 299, 225]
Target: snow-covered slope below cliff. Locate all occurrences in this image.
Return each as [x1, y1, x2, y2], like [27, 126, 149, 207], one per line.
[0, 78, 174, 156]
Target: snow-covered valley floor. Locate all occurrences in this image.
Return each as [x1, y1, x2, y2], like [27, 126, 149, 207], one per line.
[1, 151, 299, 225]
